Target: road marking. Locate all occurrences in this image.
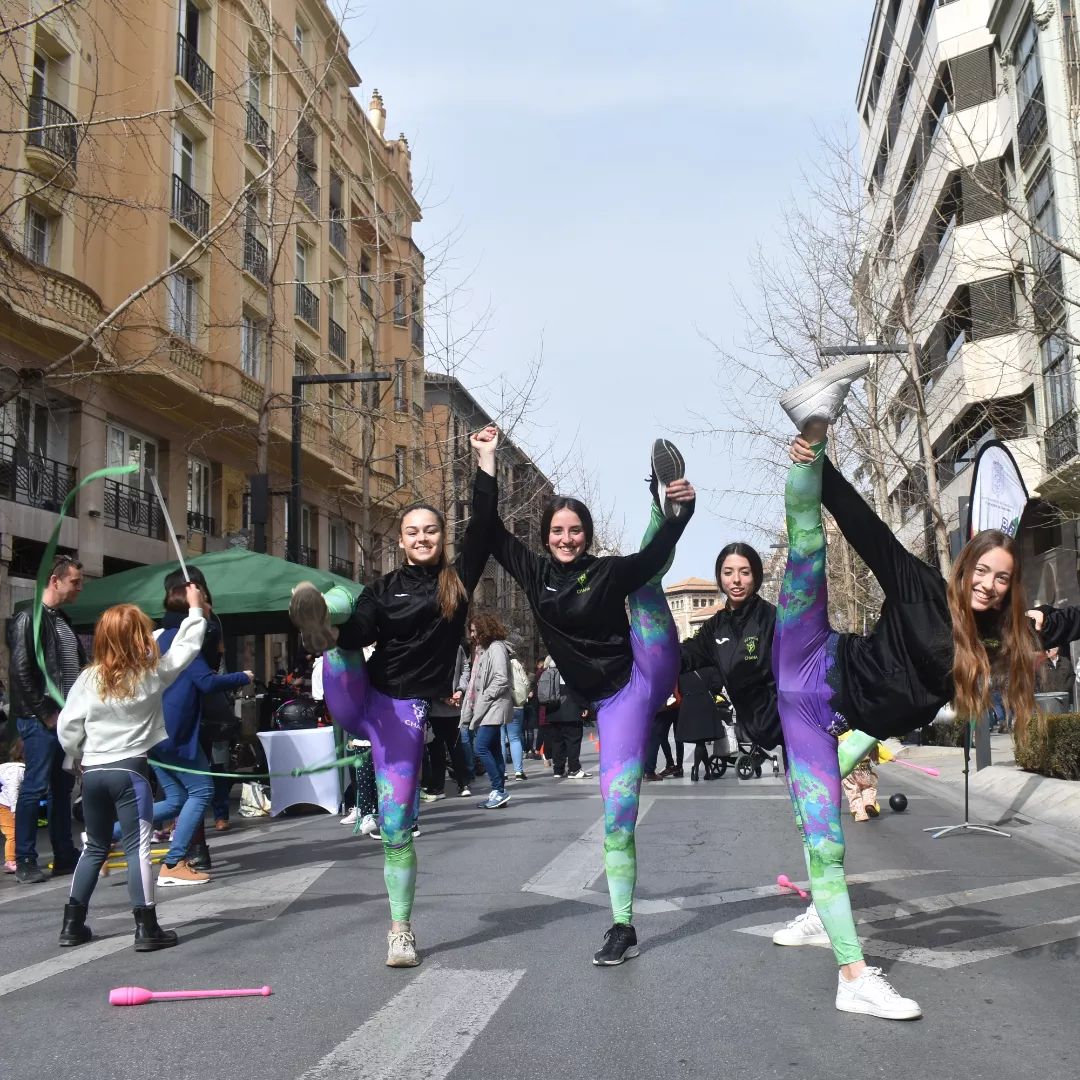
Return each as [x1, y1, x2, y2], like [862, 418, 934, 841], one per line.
[298, 964, 525, 1080]
[0, 862, 333, 999]
[735, 871, 1080, 967]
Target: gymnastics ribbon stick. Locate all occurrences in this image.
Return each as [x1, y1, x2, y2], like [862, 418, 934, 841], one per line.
[34, 462, 138, 709]
[147, 469, 190, 582]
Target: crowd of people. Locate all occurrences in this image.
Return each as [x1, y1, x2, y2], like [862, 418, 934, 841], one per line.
[4, 361, 1079, 1023]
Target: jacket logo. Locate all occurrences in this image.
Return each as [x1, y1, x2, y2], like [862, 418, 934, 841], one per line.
[394, 593, 410, 598]
[743, 636, 759, 659]
[716, 637, 730, 646]
[576, 571, 590, 595]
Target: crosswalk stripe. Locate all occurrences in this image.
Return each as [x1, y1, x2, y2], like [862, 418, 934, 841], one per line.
[298, 965, 525, 1080]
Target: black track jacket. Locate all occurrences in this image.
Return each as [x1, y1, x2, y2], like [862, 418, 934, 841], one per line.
[488, 499, 694, 704]
[680, 593, 781, 747]
[337, 469, 497, 700]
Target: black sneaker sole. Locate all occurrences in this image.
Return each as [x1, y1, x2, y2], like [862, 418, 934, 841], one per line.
[650, 439, 686, 520]
[288, 583, 337, 653]
[592, 945, 640, 966]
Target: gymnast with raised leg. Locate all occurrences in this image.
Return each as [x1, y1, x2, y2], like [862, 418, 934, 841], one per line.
[288, 427, 498, 968]
[487, 439, 695, 965]
[771, 358, 1080, 1020]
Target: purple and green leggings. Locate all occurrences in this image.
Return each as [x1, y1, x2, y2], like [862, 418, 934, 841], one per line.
[773, 445, 877, 966]
[595, 503, 681, 925]
[319, 627, 426, 923]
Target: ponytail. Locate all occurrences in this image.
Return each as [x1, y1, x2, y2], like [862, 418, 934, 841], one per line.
[437, 557, 467, 620]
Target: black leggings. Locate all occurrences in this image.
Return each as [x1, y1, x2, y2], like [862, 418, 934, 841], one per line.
[70, 757, 155, 909]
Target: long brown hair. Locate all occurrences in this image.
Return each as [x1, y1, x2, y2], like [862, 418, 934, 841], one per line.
[470, 611, 508, 648]
[947, 530, 1038, 733]
[400, 502, 467, 620]
[91, 604, 159, 701]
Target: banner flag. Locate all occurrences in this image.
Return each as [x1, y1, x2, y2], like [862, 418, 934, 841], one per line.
[968, 440, 1030, 539]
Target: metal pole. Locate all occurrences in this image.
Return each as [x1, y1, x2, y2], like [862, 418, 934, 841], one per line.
[818, 344, 909, 356]
[289, 375, 302, 565]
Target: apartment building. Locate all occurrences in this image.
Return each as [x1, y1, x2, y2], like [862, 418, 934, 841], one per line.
[855, 0, 1080, 606]
[664, 577, 721, 641]
[0, 0, 430, 664]
[423, 373, 554, 664]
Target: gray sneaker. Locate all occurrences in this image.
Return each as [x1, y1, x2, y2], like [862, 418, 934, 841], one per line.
[779, 358, 873, 430]
[386, 928, 420, 968]
[288, 582, 338, 653]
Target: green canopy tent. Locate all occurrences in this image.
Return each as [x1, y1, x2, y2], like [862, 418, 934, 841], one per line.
[32, 547, 362, 635]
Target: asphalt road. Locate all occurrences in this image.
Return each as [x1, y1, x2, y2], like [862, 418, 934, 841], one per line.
[3, 745, 1080, 1080]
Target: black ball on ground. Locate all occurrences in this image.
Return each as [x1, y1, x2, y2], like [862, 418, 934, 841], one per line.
[888, 792, 908, 812]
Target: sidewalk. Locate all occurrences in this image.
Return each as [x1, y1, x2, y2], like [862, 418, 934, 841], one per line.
[888, 734, 1080, 864]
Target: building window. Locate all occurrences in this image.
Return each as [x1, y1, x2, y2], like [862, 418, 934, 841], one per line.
[23, 206, 50, 264]
[1027, 166, 1059, 270]
[187, 457, 212, 530]
[394, 445, 406, 486]
[106, 424, 158, 489]
[394, 359, 406, 411]
[1042, 333, 1074, 426]
[1016, 15, 1041, 113]
[393, 273, 407, 326]
[328, 384, 346, 438]
[296, 238, 309, 282]
[294, 20, 307, 59]
[241, 313, 264, 379]
[167, 269, 198, 341]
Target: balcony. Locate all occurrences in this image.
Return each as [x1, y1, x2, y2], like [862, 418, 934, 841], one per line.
[296, 282, 319, 327]
[176, 33, 214, 106]
[300, 545, 318, 568]
[412, 401, 424, 421]
[411, 316, 424, 352]
[0, 437, 76, 513]
[1046, 410, 1079, 471]
[187, 510, 216, 534]
[171, 174, 209, 237]
[104, 479, 166, 539]
[329, 317, 345, 359]
[329, 213, 347, 256]
[1018, 82, 1047, 163]
[245, 103, 269, 156]
[296, 169, 320, 215]
[329, 555, 354, 578]
[243, 232, 268, 284]
[25, 95, 78, 171]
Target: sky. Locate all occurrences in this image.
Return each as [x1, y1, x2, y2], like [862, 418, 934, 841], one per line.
[341, 0, 872, 580]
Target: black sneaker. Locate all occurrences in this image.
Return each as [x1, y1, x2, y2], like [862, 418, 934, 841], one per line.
[15, 861, 47, 884]
[650, 439, 686, 520]
[185, 842, 212, 872]
[50, 853, 80, 876]
[593, 923, 639, 966]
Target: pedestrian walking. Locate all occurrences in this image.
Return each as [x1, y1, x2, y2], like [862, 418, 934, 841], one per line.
[423, 644, 472, 800]
[288, 426, 499, 968]
[54, 585, 206, 951]
[460, 613, 514, 809]
[486, 438, 695, 965]
[7, 553, 86, 883]
[768, 359, 1080, 1020]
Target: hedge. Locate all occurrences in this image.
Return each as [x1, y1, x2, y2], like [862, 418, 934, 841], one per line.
[1014, 712, 1080, 781]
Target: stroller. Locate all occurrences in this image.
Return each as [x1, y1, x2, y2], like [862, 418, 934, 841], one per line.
[709, 708, 781, 780]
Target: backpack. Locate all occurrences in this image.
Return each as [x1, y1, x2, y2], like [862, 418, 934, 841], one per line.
[509, 656, 530, 707]
[537, 665, 562, 706]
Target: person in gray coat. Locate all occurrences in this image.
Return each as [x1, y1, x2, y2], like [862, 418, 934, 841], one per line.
[460, 613, 513, 809]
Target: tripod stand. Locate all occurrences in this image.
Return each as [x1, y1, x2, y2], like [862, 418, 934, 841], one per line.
[924, 720, 1010, 839]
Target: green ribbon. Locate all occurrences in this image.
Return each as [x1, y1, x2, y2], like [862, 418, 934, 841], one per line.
[147, 749, 369, 781]
[35, 462, 138, 710]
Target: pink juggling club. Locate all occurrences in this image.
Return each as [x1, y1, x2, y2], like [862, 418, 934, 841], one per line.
[886, 758, 940, 778]
[109, 985, 272, 1007]
[776, 874, 809, 899]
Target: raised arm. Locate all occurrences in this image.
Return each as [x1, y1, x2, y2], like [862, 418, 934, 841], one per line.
[613, 503, 695, 595]
[156, 604, 208, 687]
[680, 614, 718, 673]
[1034, 605, 1080, 651]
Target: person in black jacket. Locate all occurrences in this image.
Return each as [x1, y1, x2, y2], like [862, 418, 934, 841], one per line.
[771, 359, 1080, 1021]
[488, 438, 695, 966]
[681, 542, 781, 753]
[288, 426, 498, 969]
[7, 553, 86, 883]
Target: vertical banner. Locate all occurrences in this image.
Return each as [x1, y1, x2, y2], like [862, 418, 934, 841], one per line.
[967, 440, 1031, 770]
[967, 440, 1030, 539]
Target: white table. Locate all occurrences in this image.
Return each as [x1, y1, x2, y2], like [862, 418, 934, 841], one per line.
[257, 727, 341, 816]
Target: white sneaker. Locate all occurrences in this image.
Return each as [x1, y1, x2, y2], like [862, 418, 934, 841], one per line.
[835, 966, 921, 1020]
[458, 786, 472, 797]
[386, 928, 420, 968]
[772, 903, 830, 946]
[565, 769, 592, 780]
[359, 814, 379, 836]
[340, 808, 360, 825]
[779, 358, 872, 431]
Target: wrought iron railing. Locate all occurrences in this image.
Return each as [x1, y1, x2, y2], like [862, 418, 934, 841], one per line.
[0, 437, 76, 513]
[359, 277, 373, 311]
[187, 510, 216, 534]
[176, 33, 214, 105]
[300, 545, 318, 568]
[243, 231, 268, 283]
[171, 173, 209, 237]
[329, 213, 347, 255]
[245, 102, 269, 156]
[296, 168, 320, 215]
[1046, 410, 1079, 471]
[1018, 82, 1047, 162]
[104, 479, 166, 539]
[329, 317, 345, 359]
[329, 555, 354, 578]
[26, 95, 78, 167]
[296, 282, 319, 327]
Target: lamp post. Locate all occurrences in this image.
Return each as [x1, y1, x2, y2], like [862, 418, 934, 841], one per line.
[289, 372, 391, 566]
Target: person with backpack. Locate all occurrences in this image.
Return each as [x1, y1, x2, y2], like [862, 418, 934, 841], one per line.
[503, 646, 531, 781]
[485, 438, 695, 966]
[460, 613, 514, 808]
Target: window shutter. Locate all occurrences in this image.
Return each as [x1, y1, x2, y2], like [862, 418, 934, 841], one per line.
[969, 275, 1015, 339]
[948, 47, 995, 110]
[960, 159, 1005, 222]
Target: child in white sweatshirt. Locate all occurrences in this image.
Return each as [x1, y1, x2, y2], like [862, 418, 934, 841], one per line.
[56, 586, 205, 951]
[0, 740, 25, 872]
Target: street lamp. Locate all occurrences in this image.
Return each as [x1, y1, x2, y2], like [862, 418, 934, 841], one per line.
[289, 372, 391, 566]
